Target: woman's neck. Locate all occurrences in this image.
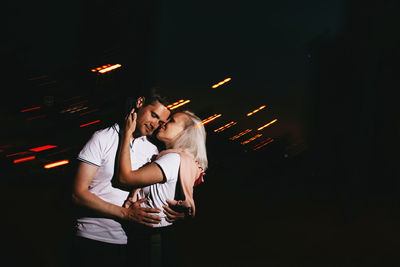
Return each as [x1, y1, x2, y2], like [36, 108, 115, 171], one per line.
[165, 143, 173, 149]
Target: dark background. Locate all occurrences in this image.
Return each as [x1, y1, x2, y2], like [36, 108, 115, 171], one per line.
[1, 0, 400, 266]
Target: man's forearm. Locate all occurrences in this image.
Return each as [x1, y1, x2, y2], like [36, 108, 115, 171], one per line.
[118, 134, 134, 184]
[72, 190, 127, 220]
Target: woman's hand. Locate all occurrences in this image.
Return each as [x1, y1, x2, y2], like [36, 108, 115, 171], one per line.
[125, 108, 137, 137]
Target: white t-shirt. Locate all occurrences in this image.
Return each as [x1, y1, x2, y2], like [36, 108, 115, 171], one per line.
[137, 153, 181, 228]
[75, 124, 158, 244]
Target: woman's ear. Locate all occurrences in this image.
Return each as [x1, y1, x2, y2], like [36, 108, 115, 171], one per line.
[136, 96, 145, 109]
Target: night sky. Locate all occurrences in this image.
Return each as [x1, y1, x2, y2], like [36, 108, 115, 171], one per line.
[2, 1, 400, 266]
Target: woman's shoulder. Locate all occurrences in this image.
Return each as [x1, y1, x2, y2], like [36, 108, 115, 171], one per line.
[157, 151, 181, 161]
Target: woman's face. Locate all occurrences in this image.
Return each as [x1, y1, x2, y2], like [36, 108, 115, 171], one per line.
[156, 113, 188, 147]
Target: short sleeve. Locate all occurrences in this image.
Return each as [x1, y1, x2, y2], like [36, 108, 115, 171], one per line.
[77, 131, 103, 167]
[154, 153, 180, 183]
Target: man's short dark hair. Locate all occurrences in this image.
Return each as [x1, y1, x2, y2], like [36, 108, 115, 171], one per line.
[124, 86, 170, 115]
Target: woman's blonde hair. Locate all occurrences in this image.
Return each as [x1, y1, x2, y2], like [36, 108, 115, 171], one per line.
[172, 110, 208, 170]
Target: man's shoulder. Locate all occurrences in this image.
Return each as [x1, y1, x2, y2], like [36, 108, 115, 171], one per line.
[94, 124, 119, 138]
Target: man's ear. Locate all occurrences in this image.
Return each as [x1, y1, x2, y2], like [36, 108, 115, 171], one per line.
[136, 97, 145, 109]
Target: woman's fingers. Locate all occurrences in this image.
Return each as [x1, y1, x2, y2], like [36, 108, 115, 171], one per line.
[125, 109, 137, 135]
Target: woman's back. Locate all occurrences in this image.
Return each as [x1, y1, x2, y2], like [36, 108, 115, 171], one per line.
[137, 152, 181, 227]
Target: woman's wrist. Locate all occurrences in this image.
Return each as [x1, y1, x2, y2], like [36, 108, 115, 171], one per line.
[124, 132, 133, 141]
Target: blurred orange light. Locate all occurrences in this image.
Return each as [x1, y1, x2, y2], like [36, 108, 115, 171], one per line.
[44, 160, 69, 169]
[99, 64, 122, 73]
[214, 121, 237, 133]
[196, 114, 222, 127]
[80, 120, 100, 127]
[169, 100, 191, 110]
[13, 156, 36, 164]
[212, 77, 231, 88]
[20, 106, 41, 112]
[257, 119, 278, 131]
[92, 64, 120, 73]
[29, 145, 57, 152]
[241, 134, 262, 145]
[246, 105, 266, 117]
[166, 100, 184, 109]
[229, 129, 252, 140]
[80, 109, 99, 116]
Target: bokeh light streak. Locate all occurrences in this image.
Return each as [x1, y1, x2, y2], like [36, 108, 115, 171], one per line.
[91, 64, 111, 72]
[91, 64, 121, 73]
[169, 100, 191, 110]
[6, 151, 30, 157]
[241, 134, 262, 145]
[80, 120, 100, 127]
[257, 119, 278, 131]
[13, 156, 36, 164]
[229, 129, 252, 140]
[98, 64, 122, 73]
[196, 114, 222, 127]
[246, 105, 266, 117]
[26, 115, 47, 120]
[211, 77, 231, 88]
[80, 109, 100, 116]
[214, 121, 237, 133]
[44, 160, 69, 169]
[166, 100, 184, 109]
[253, 138, 274, 150]
[29, 145, 57, 152]
[20, 106, 41, 112]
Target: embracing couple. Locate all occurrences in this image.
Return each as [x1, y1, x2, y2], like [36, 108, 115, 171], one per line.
[71, 88, 207, 267]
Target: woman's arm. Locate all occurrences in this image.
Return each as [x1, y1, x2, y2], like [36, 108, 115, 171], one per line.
[72, 161, 161, 226]
[118, 110, 165, 187]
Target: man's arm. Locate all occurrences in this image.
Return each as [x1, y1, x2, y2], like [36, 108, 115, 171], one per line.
[72, 161, 161, 226]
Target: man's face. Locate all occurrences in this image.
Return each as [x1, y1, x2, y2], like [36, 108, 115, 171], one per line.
[135, 101, 170, 137]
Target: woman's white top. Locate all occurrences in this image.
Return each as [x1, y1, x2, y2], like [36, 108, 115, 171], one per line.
[137, 152, 181, 228]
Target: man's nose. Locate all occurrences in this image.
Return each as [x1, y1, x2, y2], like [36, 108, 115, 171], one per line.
[150, 120, 158, 130]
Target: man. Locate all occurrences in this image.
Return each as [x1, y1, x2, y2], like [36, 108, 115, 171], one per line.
[71, 89, 184, 267]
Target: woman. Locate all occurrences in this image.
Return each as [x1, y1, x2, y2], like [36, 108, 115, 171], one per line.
[117, 108, 208, 266]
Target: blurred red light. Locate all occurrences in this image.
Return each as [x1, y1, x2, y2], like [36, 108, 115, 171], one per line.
[6, 151, 30, 157]
[80, 120, 100, 127]
[26, 115, 47, 120]
[29, 145, 57, 152]
[13, 156, 36, 164]
[20, 106, 41, 112]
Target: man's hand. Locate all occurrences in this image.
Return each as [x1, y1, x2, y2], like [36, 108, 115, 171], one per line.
[162, 199, 192, 223]
[123, 198, 161, 227]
